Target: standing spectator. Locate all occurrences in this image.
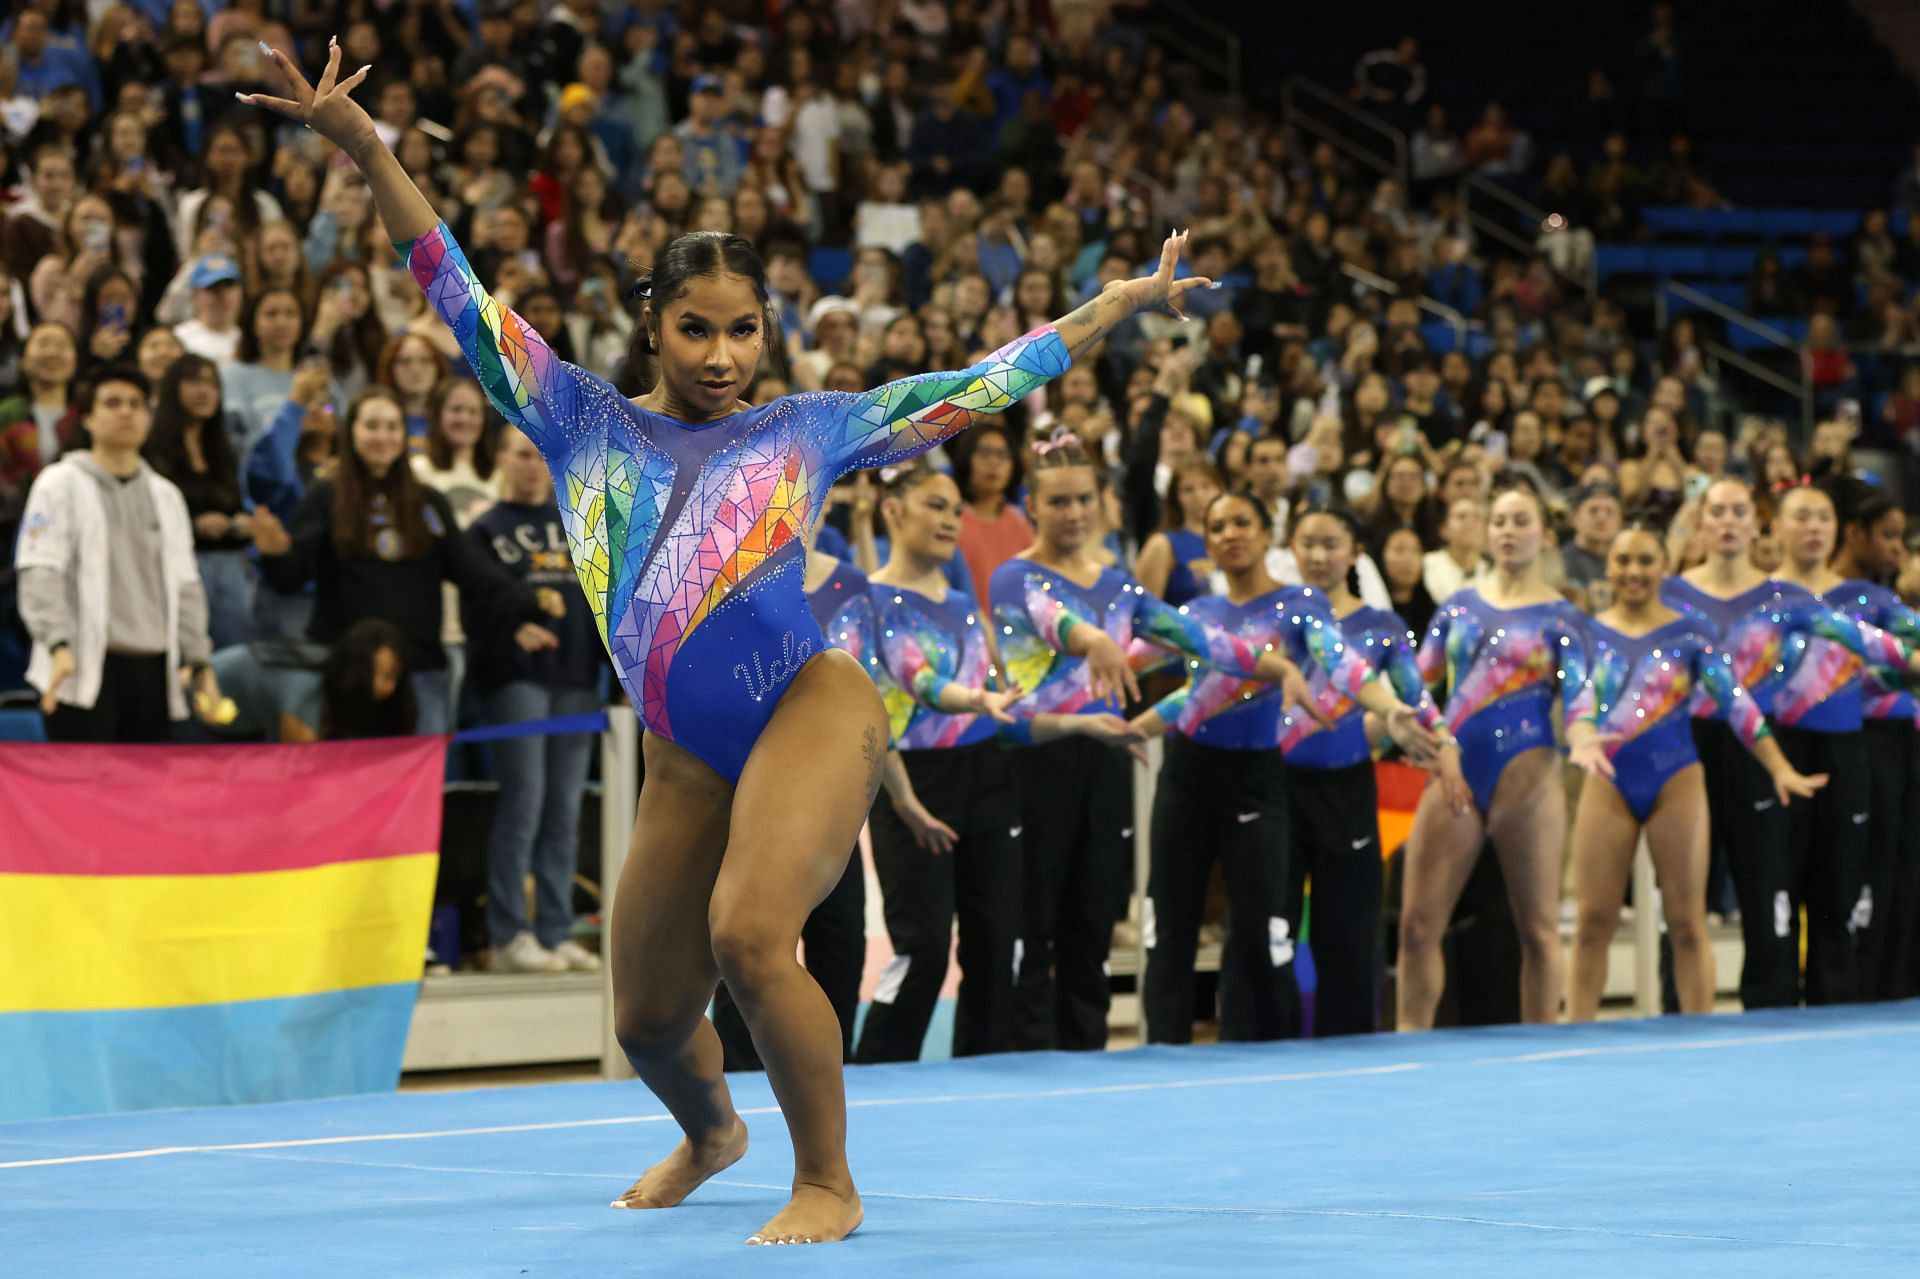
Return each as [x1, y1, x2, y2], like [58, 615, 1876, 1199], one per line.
[1424, 494, 1488, 601]
[3, 144, 78, 285]
[467, 426, 605, 975]
[1410, 104, 1464, 196]
[952, 423, 1031, 611]
[249, 387, 556, 734]
[376, 331, 454, 448]
[144, 354, 256, 650]
[1350, 36, 1426, 113]
[910, 79, 990, 199]
[17, 365, 219, 742]
[173, 123, 283, 261]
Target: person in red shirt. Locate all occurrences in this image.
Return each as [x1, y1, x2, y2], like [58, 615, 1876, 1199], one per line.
[953, 422, 1032, 610]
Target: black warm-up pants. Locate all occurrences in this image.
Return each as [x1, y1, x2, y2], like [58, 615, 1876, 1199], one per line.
[1142, 737, 1298, 1044]
[1858, 719, 1920, 1001]
[43, 652, 174, 743]
[1012, 734, 1135, 1052]
[1701, 718, 1870, 1009]
[711, 848, 865, 1071]
[1286, 760, 1384, 1037]
[855, 740, 1021, 1063]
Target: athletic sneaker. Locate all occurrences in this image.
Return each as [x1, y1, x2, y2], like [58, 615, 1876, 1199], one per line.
[552, 940, 602, 972]
[492, 932, 568, 974]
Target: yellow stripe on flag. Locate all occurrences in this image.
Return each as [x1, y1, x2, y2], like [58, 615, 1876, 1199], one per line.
[0, 853, 437, 1013]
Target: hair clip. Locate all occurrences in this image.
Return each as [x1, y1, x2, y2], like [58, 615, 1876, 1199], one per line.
[1032, 426, 1081, 456]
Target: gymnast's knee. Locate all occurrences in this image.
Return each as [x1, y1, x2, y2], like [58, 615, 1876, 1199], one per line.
[614, 997, 704, 1061]
[1398, 907, 1444, 957]
[708, 907, 793, 1001]
[1514, 914, 1560, 962]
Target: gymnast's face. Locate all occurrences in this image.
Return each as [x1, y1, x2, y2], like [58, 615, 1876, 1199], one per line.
[1605, 527, 1665, 608]
[1026, 464, 1100, 553]
[885, 472, 963, 561]
[1697, 479, 1757, 560]
[1775, 487, 1836, 571]
[1288, 511, 1354, 592]
[1486, 490, 1544, 571]
[1207, 494, 1269, 574]
[650, 273, 765, 414]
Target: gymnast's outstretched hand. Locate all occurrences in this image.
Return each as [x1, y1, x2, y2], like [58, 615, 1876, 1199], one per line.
[239, 37, 376, 154]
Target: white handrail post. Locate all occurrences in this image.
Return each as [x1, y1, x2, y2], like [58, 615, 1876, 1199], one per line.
[600, 704, 639, 1080]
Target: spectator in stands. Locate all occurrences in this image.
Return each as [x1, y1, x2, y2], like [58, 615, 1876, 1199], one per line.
[1425, 494, 1488, 601]
[1409, 103, 1464, 199]
[911, 77, 990, 199]
[0, 321, 83, 506]
[1559, 482, 1622, 611]
[1379, 523, 1437, 636]
[376, 332, 453, 448]
[1635, 2, 1685, 134]
[220, 287, 309, 454]
[1351, 37, 1426, 111]
[1805, 314, 1859, 415]
[307, 262, 386, 399]
[1745, 250, 1806, 317]
[1895, 145, 1920, 220]
[171, 254, 245, 364]
[249, 386, 557, 734]
[143, 354, 255, 651]
[952, 422, 1031, 610]
[1793, 235, 1853, 317]
[17, 366, 219, 743]
[1463, 102, 1523, 174]
[309, 618, 416, 742]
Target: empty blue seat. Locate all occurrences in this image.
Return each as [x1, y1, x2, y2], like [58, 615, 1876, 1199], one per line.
[808, 246, 853, 293]
[1698, 209, 1768, 239]
[1651, 246, 1711, 277]
[1813, 210, 1863, 239]
[1709, 247, 1758, 277]
[1595, 244, 1653, 281]
[1640, 206, 1699, 235]
[0, 709, 45, 744]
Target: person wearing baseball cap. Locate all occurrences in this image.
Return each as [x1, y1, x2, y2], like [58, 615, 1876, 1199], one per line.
[676, 73, 744, 197]
[174, 256, 245, 364]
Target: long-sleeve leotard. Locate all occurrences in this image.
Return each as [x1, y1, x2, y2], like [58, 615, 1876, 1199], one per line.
[870, 582, 1000, 749]
[1834, 579, 1920, 724]
[403, 220, 1069, 780]
[1280, 602, 1439, 769]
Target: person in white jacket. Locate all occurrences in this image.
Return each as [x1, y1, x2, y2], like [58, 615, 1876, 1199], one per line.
[15, 365, 221, 741]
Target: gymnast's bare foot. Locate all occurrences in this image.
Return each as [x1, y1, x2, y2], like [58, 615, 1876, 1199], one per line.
[745, 1181, 863, 1245]
[609, 1118, 748, 1209]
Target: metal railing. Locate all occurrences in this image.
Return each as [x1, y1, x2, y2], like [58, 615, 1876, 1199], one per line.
[1458, 175, 1597, 298]
[1338, 262, 1472, 347]
[1656, 280, 1814, 436]
[1280, 75, 1408, 184]
[1143, 1, 1244, 99]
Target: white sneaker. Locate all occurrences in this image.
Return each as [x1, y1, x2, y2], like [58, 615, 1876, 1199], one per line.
[493, 932, 567, 973]
[552, 939, 602, 972]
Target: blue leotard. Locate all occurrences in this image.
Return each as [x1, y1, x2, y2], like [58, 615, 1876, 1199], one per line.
[1833, 580, 1920, 725]
[1146, 587, 1391, 751]
[988, 558, 1276, 730]
[1661, 577, 1912, 733]
[405, 221, 1069, 781]
[1161, 528, 1212, 607]
[1572, 615, 1768, 822]
[1281, 604, 1438, 770]
[1418, 589, 1592, 813]
[870, 581, 1000, 749]
[807, 559, 877, 664]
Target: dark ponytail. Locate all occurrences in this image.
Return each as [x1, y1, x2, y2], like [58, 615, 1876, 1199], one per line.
[615, 231, 790, 396]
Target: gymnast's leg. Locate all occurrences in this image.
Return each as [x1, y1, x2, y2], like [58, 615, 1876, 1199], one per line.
[608, 733, 744, 1209]
[711, 649, 890, 1246]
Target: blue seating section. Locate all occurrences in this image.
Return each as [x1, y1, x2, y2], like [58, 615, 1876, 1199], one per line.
[1724, 316, 1810, 354]
[1636, 207, 1864, 241]
[807, 247, 853, 294]
[1595, 243, 1809, 284]
[1416, 323, 1492, 359]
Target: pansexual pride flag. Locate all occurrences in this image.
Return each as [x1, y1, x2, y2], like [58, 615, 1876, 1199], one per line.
[0, 738, 443, 1122]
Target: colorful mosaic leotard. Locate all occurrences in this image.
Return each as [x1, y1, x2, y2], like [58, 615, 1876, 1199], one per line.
[1280, 603, 1439, 770]
[807, 559, 877, 667]
[870, 582, 1000, 750]
[1661, 577, 1913, 733]
[1570, 615, 1767, 822]
[988, 558, 1278, 729]
[405, 222, 1068, 780]
[1419, 589, 1592, 813]
[1833, 579, 1920, 725]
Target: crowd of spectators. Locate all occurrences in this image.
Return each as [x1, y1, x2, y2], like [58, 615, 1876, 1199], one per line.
[9, 0, 1920, 980]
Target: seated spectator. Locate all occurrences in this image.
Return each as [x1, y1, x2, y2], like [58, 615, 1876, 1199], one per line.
[1424, 494, 1488, 601]
[1559, 482, 1622, 611]
[1463, 102, 1522, 173]
[306, 262, 387, 400]
[468, 425, 605, 975]
[0, 321, 83, 508]
[17, 366, 219, 743]
[314, 618, 417, 741]
[1745, 250, 1806, 316]
[171, 254, 244, 364]
[1792, 235, 1853, 317]
[1379, 523, 1438, 636]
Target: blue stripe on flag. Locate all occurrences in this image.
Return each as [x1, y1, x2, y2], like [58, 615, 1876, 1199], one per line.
[0, 982, 422, 1122]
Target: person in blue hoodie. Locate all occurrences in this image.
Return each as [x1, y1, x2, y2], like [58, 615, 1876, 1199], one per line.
[466, 424, 609, 974]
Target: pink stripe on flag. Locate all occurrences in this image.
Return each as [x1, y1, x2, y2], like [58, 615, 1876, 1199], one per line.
[0, 738, 446, 876]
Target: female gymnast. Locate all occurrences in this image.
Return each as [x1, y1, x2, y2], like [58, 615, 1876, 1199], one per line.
[1280, 507, 1441, 1035]
[988, 433, 1318, 1051]
[1565, 524, 1822, 1021]
[1128, 497, 1439, 1044]
[1134, 455, 1225, 605]
[244, 43, 1218, 1245]
[856, 461, 1140, 1062]
[1828, 481, 1920, 999]
[1399, 484, 1602, 1029]
[1665, 478, 1920, 1006]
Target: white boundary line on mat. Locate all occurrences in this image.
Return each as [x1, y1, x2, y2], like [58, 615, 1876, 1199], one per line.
[3, 1022, 1915, 1172]
[207, 1151, 1869, 1252]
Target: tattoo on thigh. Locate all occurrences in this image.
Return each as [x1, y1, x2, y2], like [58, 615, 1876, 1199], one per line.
[861, 725, 884, 804]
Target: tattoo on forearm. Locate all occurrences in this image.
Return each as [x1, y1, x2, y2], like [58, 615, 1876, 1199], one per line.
[860, 724, 884, 806]
[1060, 289, 1134, 360]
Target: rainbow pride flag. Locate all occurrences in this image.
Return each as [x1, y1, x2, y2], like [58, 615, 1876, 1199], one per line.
[0, 738, 443, 1121]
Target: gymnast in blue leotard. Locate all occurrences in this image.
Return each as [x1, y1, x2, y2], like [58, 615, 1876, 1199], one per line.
[1564, 525, 1821, 1022]
[244, 41, 1225, 1247]
[1134, 456, 1224, 606]
[1399, 484, 1605, 1031]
